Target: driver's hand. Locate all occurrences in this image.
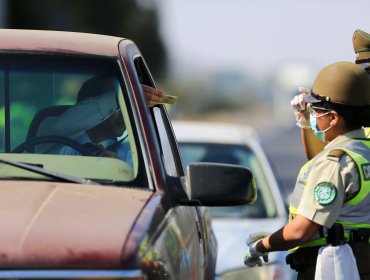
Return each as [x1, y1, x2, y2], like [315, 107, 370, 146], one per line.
[142, 84, 164, 107]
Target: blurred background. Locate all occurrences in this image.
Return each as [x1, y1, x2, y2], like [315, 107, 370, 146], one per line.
[1, 0, 370, 196]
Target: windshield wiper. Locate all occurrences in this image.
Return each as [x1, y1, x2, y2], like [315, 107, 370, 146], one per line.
[0, 157, 95, 184]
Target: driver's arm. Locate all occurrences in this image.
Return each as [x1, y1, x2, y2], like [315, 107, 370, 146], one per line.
[53, 93, 117, 139]
[142, 84, 164, 107]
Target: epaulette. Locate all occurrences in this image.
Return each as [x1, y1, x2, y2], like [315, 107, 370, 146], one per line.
[326, 149, 346, 161]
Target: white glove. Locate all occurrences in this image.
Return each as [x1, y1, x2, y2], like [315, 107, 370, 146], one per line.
[244, 232, 269, 267]
[291, 87, 311, 129]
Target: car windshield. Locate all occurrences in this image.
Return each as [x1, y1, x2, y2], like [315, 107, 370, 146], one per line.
[179, 143, 277, 218]
[0, 54, 141, 185]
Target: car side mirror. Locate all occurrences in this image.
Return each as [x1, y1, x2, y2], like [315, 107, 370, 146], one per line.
[184, 162, 257, 206]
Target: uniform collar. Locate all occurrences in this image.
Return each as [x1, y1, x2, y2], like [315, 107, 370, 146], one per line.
[325, 129, 366, 149]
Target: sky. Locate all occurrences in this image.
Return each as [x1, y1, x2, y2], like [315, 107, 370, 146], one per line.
[155, 0, 370, 185]
[157, 0, 370, 81]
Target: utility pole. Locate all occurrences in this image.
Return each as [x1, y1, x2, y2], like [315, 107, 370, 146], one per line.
[0, 0, 8, 28]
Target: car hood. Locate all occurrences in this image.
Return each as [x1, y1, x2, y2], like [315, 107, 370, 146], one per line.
[212, 217, 287, 274]
[0, 181, 152, 268]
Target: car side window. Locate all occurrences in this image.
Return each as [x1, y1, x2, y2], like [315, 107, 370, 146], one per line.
[132, 56, 183, 177]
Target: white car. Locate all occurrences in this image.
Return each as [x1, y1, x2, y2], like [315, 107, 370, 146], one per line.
[172, 120, 296, 280]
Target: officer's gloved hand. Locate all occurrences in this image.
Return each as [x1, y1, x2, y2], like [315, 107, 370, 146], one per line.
[291, 87, 311, 129]
[244, 232, 270, 267]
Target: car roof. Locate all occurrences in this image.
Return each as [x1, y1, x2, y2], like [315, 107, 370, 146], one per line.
[172, 120, 260, 145]
[0, 29, 124, 57]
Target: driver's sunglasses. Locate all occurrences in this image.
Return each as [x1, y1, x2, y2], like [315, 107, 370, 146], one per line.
[309, 105, 333, 119]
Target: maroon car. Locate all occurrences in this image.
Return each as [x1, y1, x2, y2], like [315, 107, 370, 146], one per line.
[0, 29, 256, 279]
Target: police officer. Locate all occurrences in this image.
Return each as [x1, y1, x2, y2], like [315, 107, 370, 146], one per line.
[354, 29, 370, 72]
[293, 29, 370, 160]
[244, 61, 370, 280]
[354, 29, 370, 137]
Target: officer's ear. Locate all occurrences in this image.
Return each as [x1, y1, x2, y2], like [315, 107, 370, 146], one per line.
[329, 110, 340, 127]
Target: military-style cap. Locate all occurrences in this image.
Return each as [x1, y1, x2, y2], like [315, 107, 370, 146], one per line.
[353, 29, 370, 65]
[304, 61, 370, 106]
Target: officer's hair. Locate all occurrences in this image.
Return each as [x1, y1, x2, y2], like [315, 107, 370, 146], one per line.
[315, 101, 370, 129]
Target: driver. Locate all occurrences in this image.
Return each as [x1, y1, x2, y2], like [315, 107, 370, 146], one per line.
[52, 75, 163, 162]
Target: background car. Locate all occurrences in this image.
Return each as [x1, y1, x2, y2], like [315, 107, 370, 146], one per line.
[0, 29, 256, 279]
[173, 120, 296, 280]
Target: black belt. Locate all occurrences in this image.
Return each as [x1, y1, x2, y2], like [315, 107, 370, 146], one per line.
[349, 228, 370, 242]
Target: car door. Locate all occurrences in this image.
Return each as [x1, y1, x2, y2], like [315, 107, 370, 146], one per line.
[121, 48, 209, 278]
[151, 105, 207, 279]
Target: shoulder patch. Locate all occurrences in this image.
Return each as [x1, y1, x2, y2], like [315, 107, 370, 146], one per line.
[314, 182, 337, 205]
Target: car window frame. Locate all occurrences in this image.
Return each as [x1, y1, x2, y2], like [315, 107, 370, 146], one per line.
[152, 106, 184, 177]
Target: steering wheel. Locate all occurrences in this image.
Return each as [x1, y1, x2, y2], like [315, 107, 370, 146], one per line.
[13, 136, 93, 156]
